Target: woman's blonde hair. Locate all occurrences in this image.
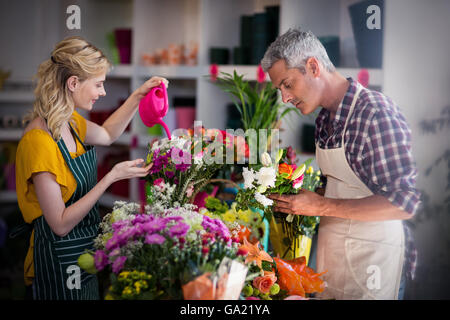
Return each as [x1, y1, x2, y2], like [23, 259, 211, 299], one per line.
[25, 36, 111, 140]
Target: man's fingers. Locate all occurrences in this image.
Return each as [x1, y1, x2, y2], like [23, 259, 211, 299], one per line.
[272, 206, 293, 215]
[268, 193, 291, 203]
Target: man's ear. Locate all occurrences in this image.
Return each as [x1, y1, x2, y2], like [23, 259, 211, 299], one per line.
[66, 75, 79, 92]
[306, 57, 321, 78]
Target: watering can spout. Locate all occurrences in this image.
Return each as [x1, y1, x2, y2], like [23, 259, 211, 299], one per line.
[138, 82, 171, 139]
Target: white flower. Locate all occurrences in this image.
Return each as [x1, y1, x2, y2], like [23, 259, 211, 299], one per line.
[254, 192, 273, 207]
[255, 167, 276, 189]
[193, 153, 203, 166]
[242, 167, 256, 189]
[260, 152, 272, 167]
[286, 214, 294, 223]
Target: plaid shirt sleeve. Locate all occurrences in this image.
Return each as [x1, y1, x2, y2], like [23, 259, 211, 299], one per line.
[360, 98, 421, 215]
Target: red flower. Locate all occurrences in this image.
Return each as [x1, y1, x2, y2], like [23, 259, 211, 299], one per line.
[202, 246, 210, 255]
[210, 64, 219, 82]
[257, 65, 266, 83]
[357, 69, 369, 88]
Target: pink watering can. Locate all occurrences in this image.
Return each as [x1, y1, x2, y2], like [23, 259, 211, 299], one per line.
[139, 82, 171, 139]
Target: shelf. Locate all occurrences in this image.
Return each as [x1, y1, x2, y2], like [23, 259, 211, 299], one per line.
[99, 192, 130, 208]
[0, 129, 23, 141]
[108, 64, 134, 79]
[0, 190, 18, 203]
[0, 91, 34, 103]
[137, 65, 204, 80]
[336, 68, 383, 87]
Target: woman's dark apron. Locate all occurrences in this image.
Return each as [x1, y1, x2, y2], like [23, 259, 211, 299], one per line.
[32, 123, 100, 299]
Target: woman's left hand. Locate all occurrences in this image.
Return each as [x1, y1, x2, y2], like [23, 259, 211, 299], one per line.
[133, 76, 169, 100]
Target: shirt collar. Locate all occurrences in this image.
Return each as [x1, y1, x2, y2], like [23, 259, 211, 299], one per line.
[334, 77, 358, 126]
[317, 77, 358, 129]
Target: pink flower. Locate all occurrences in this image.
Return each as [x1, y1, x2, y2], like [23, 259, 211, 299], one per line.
[186, 184, 194, 197]
[246, 297, 260, 300]
[112, 256, 127, 274]
[284, 295, 309, 300]
[153, 178, 164, 187]
[357, 69, 369, 88]
[252, 272, 277, 294]
[257, 65, 266, 83]
[94, 250, 108, 271]
[145, 233, 166, 245]
[293, 174, 304, 189]
[210, 64, 219, 82]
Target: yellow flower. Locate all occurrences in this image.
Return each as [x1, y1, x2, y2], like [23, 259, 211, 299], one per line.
[223, 210, 237, 223]
[306, 166, 314, 175]
[238, 210, 250, 224]
[118, 271, 130, 281]
[105, 294, 115, 300]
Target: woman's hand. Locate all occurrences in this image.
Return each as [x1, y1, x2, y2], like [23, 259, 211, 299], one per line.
[108, 159, 153, 183]
[133, 76, 169, 100]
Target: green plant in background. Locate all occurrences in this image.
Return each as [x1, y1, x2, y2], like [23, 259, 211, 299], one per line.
[213, 70, 301, 159]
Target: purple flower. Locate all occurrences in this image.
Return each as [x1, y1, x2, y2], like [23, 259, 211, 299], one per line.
[166, 216, 183, 222]
[94, 250, 108, 271]
[145, 233, 166, 245]
[108, 248, 121, 258]
[105, 236, 120, 251]
[142, 218, 167, 233]
[165, 170, 175, 179]
[168, 222, 190, 238]
[112, 220, 129, 232]
[112, 256, 127, 274]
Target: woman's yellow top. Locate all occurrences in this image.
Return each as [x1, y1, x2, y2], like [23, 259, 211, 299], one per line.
[16, 111, 88, 285]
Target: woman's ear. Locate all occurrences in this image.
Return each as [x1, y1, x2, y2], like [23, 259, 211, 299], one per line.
[66, 75, 79, 93]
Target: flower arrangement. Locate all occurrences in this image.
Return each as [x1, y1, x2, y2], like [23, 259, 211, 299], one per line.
[144, 129, 249, 211]
[239, 238, 326, 300]
[199, 196, 266, 244]
[235, 147, 323, 260]
[80, 201, 247, 299]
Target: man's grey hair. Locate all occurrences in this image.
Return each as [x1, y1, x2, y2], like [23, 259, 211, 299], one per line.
[261, 28, 335, 74]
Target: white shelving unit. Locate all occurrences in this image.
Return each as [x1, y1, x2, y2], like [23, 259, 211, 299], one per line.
[1, 0, 384, 207]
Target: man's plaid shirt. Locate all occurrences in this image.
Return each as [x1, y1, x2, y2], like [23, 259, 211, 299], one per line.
[315, 78, 421, 215]
[314, 78, 420, 282]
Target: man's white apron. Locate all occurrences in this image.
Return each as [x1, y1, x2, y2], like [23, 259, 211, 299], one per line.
[315, 83, 405, 300]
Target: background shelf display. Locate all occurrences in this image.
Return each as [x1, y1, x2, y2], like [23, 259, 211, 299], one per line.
[0, 0, 384, 206]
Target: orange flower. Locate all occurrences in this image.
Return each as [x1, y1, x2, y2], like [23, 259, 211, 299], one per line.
[239, 237, 272, 268]
[278, 163, 293, 179]
[273, 257, 326, 297]
[253, 272, 277, 294]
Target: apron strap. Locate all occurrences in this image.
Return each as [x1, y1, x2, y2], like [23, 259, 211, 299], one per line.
[9, 221, 34, 239]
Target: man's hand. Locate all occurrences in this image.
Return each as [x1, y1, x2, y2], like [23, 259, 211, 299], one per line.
[268, 190, 326, 216]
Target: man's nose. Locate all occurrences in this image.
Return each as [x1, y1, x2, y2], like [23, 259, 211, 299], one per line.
[280, 90, 292, 104]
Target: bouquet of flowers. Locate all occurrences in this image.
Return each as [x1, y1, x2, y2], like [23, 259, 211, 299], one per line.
[79, 201, 248, 300]
[238, 238, 326, 300]
[144, 129, 249, 211]
[235, 147, 323, 261]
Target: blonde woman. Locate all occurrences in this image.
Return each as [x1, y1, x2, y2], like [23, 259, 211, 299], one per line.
[14, 36, 167, 300]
